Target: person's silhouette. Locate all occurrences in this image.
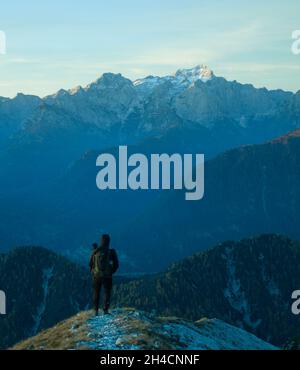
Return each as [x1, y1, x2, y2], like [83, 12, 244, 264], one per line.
[89, 234, 119, 315]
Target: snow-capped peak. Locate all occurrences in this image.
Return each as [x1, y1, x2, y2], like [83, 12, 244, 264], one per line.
[175, 64, 213, 84]
[133, 65, 213, 96]
[133, 75, 161, 87]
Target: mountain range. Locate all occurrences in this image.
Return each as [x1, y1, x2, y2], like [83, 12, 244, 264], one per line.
[0, 65, 299, 272]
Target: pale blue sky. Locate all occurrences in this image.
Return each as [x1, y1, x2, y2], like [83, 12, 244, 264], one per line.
[0, 0, 299, 97]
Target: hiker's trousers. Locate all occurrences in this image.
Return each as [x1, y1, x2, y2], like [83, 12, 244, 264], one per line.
[93, 276, 113, 312]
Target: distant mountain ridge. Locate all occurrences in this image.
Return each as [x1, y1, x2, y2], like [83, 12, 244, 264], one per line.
[0, 93, 42, 145]
[0, 65, 297, 168]
[114, 128, 300, 271]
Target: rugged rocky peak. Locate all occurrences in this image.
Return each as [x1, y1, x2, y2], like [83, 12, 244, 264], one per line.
[43, 72, 139, 127]
[0, 92, 42, 136]
[69, 85, 85, 96]
[174, 64, 214, 84]
[6, 92, 42, 108]
[133, 64, 214, 97]
[87, 72, 133, 91]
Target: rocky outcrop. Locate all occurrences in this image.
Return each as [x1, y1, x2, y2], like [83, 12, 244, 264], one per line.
[11, 308, 277, 350]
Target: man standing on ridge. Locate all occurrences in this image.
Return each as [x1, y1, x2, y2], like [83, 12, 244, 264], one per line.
[89, 234, 119, 315]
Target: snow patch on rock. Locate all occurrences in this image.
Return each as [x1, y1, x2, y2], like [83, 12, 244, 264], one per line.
[133, 65, 213, 96]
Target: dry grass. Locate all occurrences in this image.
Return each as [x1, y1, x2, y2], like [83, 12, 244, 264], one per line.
[11, 308, 210, 350]
[11, 311, 93, 350]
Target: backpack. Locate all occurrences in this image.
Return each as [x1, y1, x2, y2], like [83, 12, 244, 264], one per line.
[92, 248, 111, 277]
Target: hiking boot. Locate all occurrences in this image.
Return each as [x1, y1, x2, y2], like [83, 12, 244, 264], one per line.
[103, 309, 110, 315]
